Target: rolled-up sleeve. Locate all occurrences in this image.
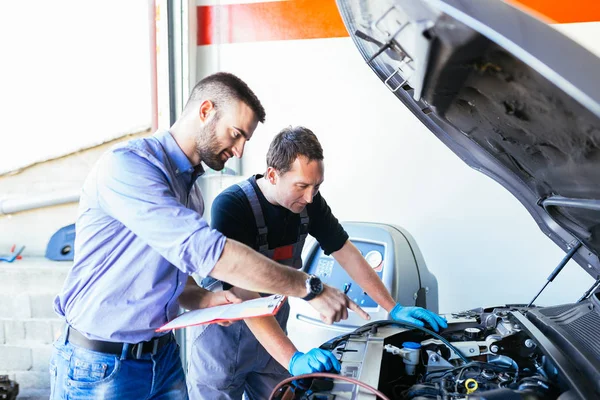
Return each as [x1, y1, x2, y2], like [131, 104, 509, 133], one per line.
[95, 149, 225, 277]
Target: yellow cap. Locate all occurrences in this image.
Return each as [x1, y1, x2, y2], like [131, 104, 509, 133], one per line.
[465, 378, 478, 394]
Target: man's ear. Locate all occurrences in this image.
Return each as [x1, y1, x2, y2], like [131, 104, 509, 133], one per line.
[265, 167, 278, 184]
[198, 100, 215, 122]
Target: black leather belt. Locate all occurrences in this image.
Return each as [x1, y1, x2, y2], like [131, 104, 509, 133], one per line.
[67, 326, 174, 359]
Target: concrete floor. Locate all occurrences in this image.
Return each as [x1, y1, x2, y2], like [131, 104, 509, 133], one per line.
[17, 388, 48, 400]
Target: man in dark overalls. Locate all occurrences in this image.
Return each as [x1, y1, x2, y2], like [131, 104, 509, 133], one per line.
[186, 126, 447, 399]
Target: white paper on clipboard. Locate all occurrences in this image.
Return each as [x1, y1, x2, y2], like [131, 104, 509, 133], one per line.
[156, 294, 286, 332]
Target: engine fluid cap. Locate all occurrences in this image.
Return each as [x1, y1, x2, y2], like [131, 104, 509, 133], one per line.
[402, 342, 421, 349]
[464, 327, 482, 339]
[465, 378, 478, 394]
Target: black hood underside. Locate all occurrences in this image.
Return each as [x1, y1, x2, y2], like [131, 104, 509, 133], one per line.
[337, 0, 600, 277]
[433, 22, 600, 252]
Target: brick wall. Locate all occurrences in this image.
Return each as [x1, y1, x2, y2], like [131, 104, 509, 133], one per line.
[0, 259, 70, 394]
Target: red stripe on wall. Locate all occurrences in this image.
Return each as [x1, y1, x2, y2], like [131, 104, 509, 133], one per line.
[197, 0, 600, 46]
[197, 0, 348, 45]
[509, 0, 600, 24]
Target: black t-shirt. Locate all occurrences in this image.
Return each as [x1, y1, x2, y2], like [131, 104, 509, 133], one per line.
[211, 175, 348, 257]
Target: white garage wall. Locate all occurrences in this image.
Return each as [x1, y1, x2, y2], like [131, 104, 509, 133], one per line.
[554, 22, 600, 56]
[196, 21, 599, 312]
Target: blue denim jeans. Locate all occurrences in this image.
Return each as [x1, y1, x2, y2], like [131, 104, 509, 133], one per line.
[49, 329, 188, 400]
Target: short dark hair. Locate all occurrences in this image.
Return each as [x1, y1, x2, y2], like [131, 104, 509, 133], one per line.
[266, 126, 324, 174]
[185, 72, 266, 123]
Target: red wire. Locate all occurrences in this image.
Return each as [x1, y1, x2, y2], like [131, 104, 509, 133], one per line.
[268, 372, 391, 400]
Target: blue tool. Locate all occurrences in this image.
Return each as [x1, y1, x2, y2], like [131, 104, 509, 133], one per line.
[46, 224, 76, 261]
[0, 245, 25, 262]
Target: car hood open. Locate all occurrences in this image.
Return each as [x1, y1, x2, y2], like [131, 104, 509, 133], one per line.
[336, 0, 600, 278]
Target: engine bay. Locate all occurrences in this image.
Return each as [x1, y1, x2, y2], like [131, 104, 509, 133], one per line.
[375, 309, 560, 399]
[273, 305, 596, 399]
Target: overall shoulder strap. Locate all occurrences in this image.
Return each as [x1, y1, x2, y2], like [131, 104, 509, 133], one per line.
[237, 179, 269, 252]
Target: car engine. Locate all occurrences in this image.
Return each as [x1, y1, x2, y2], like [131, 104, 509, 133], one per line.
[373, 308, 559, 399]
[274, 306, 584, 399]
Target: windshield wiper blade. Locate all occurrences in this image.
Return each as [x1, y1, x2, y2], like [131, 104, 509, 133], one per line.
[528, 241, 582, 307]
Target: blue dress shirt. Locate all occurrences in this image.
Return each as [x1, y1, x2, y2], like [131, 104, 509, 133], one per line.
[54, 131, 226, 342]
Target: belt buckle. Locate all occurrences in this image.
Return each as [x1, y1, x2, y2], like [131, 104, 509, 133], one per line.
[130, 337, 161, 359]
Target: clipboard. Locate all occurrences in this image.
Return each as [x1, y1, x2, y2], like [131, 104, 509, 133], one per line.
[156, 294, 287, 332]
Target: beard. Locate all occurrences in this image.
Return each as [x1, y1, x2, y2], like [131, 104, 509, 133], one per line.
[195, 115, 226, 171]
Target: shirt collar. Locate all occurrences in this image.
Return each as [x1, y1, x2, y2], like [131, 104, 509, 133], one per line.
[155, 131, 195, 176]
[193, 164, 206, 180]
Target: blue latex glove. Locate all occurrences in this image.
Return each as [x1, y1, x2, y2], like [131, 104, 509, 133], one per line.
[288, 348, 341, 376]
[390, 304, 448, 332]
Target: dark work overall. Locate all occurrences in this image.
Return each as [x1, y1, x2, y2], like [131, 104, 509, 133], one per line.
[187, 179, 309, 400]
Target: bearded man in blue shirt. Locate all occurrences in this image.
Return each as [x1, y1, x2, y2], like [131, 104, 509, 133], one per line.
[50, 72, 369, 400]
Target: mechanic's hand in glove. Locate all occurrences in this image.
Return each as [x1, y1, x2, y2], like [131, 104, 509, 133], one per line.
[390, 304, 448, 332]
[288, 348, 341, 376]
